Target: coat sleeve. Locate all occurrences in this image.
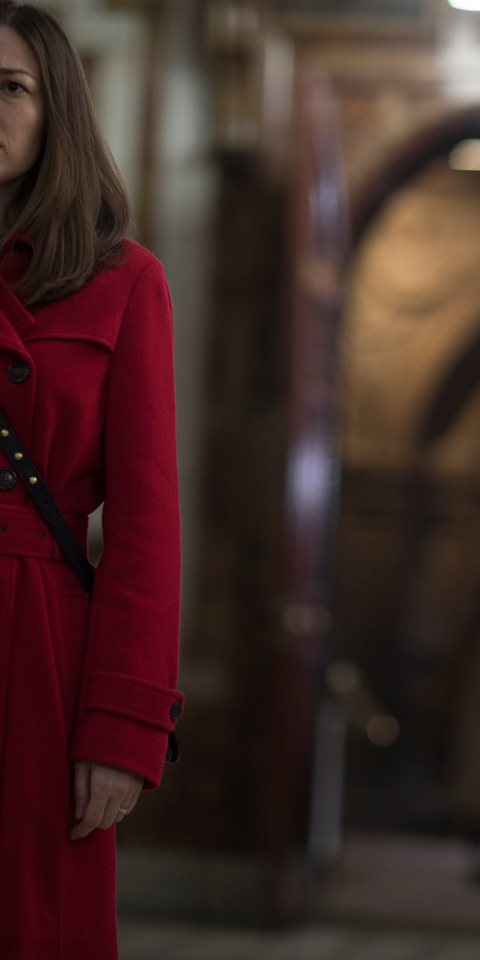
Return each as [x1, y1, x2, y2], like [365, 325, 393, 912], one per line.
[69, 257, 184, 790]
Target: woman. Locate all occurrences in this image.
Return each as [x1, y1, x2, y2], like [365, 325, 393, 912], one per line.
[0, 2, 184, 958]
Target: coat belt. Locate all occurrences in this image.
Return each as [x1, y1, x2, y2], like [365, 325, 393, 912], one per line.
[0, 503, 89, 563]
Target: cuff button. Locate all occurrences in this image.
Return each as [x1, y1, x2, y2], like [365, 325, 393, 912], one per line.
[170, 701, 182, 721]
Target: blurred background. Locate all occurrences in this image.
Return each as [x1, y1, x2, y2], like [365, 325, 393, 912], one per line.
[43, 0, 480, 956]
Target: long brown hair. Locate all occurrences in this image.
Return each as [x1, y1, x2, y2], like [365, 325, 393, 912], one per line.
[0, 1, 132, 306]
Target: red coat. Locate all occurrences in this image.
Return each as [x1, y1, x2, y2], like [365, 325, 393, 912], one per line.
[0, 237, 184, 959]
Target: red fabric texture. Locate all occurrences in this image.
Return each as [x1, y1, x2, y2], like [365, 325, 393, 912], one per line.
[0, 237, 184, 958]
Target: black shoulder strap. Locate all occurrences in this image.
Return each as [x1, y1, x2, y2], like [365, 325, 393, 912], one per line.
[0, 407, 179, 763]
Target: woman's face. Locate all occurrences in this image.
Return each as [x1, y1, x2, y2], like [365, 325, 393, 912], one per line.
[0, 25, 43, 187]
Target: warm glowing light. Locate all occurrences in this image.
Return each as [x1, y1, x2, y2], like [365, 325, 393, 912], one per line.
[449, 139, 480, 170]
[448, 0, 480, 9]
[366, 714, 400, 747]
[326, 661, 362, 696]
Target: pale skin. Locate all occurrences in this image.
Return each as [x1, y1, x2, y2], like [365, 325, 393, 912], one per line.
[0, 24, 144, 838]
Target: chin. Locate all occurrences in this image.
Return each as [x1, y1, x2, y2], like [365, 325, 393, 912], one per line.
[0, 173, 23, 188]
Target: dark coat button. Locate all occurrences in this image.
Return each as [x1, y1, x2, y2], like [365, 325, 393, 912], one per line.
[0, 469, 16, 490]
[170, 701, 182, 721]
[8, 360, 30, 383]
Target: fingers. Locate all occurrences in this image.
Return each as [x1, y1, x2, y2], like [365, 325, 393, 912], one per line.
[102, 796, 130, 830]
[114, 781, 143, 823]
[114, 793, 139, 823]
[99, 786, 141, 830]
[70, 791, 113, 840]
[70, 762, 143, 840]
[73, 761, 90, 821]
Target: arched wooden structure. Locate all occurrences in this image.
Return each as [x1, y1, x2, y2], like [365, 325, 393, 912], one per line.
[352, 104, 480, 244]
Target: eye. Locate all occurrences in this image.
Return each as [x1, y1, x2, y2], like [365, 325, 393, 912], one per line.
[2, 80, 27, 95]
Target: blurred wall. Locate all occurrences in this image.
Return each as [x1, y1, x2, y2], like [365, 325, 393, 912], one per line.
[30, 0, 480, 893]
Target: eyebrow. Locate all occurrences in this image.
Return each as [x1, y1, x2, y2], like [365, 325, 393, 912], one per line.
[0, 67, 37, 80]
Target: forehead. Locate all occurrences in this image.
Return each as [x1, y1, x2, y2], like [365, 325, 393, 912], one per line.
[0, 25, 39, 78]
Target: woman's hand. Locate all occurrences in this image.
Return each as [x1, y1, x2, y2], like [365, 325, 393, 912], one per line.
[69, 760, 144, 840]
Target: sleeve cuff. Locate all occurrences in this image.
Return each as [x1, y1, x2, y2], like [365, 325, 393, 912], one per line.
[81, 670, 184, 730]
[69, 670, 185, 790]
